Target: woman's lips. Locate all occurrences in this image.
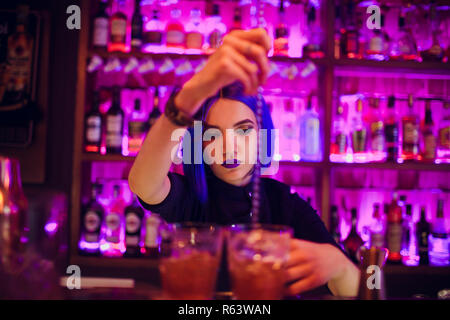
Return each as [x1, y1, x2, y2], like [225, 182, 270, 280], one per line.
[221, 159, 240, 169]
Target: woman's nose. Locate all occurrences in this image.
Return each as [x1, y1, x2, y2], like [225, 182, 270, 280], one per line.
[222, 130, 237, 158]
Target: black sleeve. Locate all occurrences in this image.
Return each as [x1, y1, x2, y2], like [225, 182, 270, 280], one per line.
[137, 172, 193, 223]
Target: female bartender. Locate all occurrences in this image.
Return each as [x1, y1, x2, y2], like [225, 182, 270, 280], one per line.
[128, 28, 360, 297]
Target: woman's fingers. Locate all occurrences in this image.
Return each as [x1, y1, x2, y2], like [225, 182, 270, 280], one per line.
[226, 46, 259, 95]
[285, 275, 319, 296]
[219, 56, 253, 95]
[285, 263, 314, 283]
[228, 28, 272, 53]
[222, 33, 270, 85]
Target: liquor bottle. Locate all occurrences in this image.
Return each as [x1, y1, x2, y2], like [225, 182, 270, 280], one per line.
[185, 8, 204, 52]
[302, 5, 324, 59]
[369, 203, 385, 249]
[342, 1, 360, 59]
[84, 91, 102, 153]
[384, 96, 399, 162]
[365, 13, 388, 61]
[429, 199, 449, 266]
[143, 10, 164, 52]
[79, 183, 104, 255]
[166, 7, 185, 51]
[299, 94, 321, 161]
[230, 7, 243, 31]
[386, 192, 403, 264]
[109, 0, 127, 52]
[106, 87, 124, 154]
[421, 100, 437, 162]
[368, 98, 385, 161]
[124, 194, 144, 257]
[5, 5, 34, 105]
[420, 3, 444, 62]
[343, 208, 364, 264]
[205, 4, 227, 53]
[330, 205, 342, 246]
[415, 206, 430, 265]
[331, 104, 348, 158]
[389, 12, 418, 61]
[147, 87, 162, 130]
[401, 95, 419, 161]
[100, 185, 125, 257]
[127, 98, 147, 156]
[273, 0, 289, 57]
[438, 101, 450, 162]
[92, 0, 109, 49]
[401, 204, 419, 266]
[351, 99, 367, 159]
[334, 4, 344, 59]
[130, 0, 143, 51]
[144, 213, 161, 258]
[281, 99, 297, 161]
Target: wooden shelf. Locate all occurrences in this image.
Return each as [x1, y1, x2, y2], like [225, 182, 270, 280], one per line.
[334, 58, 450, 74]
[330, 161, 450, 172]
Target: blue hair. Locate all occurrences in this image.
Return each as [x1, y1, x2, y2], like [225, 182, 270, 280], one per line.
[182, 82, 275, 203]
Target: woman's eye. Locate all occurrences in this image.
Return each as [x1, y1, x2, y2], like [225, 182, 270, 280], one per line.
[236, 127, 253, 136]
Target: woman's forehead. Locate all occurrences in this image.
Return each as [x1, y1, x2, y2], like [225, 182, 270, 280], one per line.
[205, 98, 256, 127]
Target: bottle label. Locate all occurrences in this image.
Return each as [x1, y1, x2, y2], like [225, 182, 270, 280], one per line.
[128, 121, 146, 137]
[371, 124, 385, 152]
[305, 118, 320, 155]
[126, 212, 141, 234]
[335, 133, 347, 153]
[370, 232, 385, 248]
[208, 30, 222, 49]
[126, 235, 139, 246]
[85, 233, 99, 243]
[106, 213, 121, 231]
[186, 32, 203, 49]
[110, 19, 127, 44]
[403, 122, 419, 144]
[143, 31, 162, 45]
[387, 223, 402, 254]
[438, 126, 450, 148]
[106, 115, 122, 147]
[274, 37, 289, 54]
[346, 33, 358, 53]
[166, 30, 185, 46]
[423, 133, 436, 159]
[145, 217, 160, 248]
[352, 129, 367, 153]
[93, 18, 109, 46]
[417, 231, 429, 251]
[86, 117, 101, 143]
[369, 36, 383, 53]
[84, 210, 101, 232]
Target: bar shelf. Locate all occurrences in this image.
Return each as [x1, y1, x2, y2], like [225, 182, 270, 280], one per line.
[334, 58, 450, 74]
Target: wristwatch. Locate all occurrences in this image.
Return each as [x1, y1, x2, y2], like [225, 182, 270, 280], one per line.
[164, 87, 198, 127]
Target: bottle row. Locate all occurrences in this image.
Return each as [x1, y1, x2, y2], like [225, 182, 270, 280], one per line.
[331, 95, 450, 163]
[91, 0, 323, 58]
[79, 182, 168, 258]
[335, 1, 449, 62]
[332, 194, 449, 267]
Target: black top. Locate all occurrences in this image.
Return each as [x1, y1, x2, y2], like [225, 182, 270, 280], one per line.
[139, 171, 339, 247]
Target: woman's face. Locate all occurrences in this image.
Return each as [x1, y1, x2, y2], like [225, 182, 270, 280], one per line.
[203, 98, 258, 186]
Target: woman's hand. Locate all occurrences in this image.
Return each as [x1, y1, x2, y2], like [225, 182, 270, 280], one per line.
[284, 239, 360, 297]
[175, 28, 272, 116]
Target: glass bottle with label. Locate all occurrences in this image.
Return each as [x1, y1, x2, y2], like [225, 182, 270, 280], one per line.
[389, 12, 418, 61]
[331, 104, 348, 159]
[127, 98, 147, 156]
[109, 0, 127, 52]
[106, 87, 124, 154]
[343, 208, 364, 264]
[299, 94, 321, 162]
[420, 3, 444, 62]
[387, 192, 403, 264]
[342, 1, 360, 59]
[92, 0, 109, 49]
[369, 203, 385, 249]
[302, 5, 324, 59]
[400, 204, 419, 266]
[368, 98, 385, 161]
[415, 206, 430, 265]
[124, 194, 144, 257]
[185, 8, 204, 53]
[80, 183, 104, 255]
[365, 13, 388, 61]
[421, 100, 436, 162]
[205, 4, 227, 53]
[144, 213, 161, 258]
[143, 10, 164, 53]
[429, 199, 449, 266]
[401, 95, 419, 161]
[273, 0, 289, 57]
[166, 8, 185, 52]
[5, 5, 34, 105]
[230, 7, 243, 31]
[130, 0, 143, 51]
[84, 91, 102, 153]
[100, 185, 125, 257]
[147, 87, 162, 131]
[438, 102, 450, 162]
[281, 99, 297, 161]
[384, 96, 399, 162]
[351, 99, 367, 160]
[330, 205, 342, 247]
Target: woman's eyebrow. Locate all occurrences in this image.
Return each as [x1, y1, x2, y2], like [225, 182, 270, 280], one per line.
[233, 119, 255, 127]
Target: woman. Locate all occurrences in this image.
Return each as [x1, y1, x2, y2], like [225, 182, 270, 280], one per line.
[129, 29, 360, 297]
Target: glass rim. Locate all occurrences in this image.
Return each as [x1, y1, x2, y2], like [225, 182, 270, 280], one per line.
[170, 222, 223, 232]
[227, 223, 293, 235]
